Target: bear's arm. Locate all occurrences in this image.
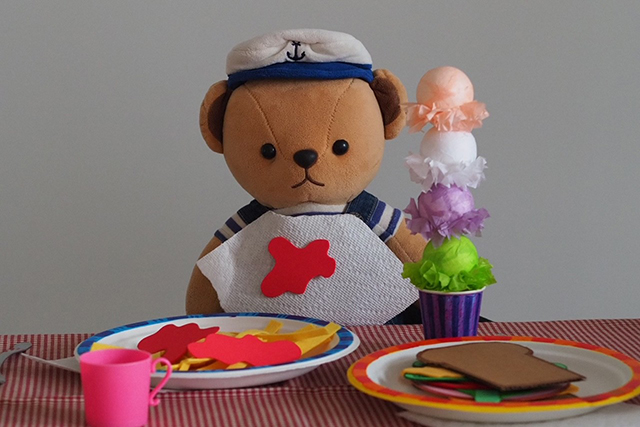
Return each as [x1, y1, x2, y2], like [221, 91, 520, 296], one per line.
[185, 236, 224, 314]
[385, 219, 426, 263]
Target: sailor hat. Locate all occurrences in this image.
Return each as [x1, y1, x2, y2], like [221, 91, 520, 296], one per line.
[226, 29, 374, 89]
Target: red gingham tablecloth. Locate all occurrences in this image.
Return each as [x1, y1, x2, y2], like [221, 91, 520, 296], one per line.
[1, 319, 639, 426]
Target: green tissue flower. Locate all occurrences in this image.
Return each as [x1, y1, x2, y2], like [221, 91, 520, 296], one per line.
[402, 237, 496, 292]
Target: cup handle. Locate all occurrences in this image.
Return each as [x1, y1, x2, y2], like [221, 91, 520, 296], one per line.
[148, 357, 173, 407]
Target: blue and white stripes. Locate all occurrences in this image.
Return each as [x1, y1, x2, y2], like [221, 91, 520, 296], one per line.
[369, 201, 402, 243]
[213, 192, 403, 244]
[214, 212, 248, 243]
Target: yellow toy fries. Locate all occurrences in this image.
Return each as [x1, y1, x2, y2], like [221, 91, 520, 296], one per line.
[90, 320, 341, 371]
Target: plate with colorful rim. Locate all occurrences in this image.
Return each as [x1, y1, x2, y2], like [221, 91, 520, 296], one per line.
[76, 312, 359, 389]
[347, 336, 640, 424]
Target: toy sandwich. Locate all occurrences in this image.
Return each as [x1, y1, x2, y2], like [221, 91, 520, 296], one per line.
[403, 342, 585, 403]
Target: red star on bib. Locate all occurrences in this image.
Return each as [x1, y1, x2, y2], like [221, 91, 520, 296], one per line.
[261, 237, 336, 298]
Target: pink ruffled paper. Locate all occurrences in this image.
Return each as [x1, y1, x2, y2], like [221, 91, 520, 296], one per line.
[405, 101, 489, 133]
[404, 184, 489, 247]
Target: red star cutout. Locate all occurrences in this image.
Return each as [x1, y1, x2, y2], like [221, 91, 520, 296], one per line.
[261, 237, 336, 298]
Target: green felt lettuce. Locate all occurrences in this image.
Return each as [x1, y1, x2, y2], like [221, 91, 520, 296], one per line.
[402, 236, 496, 292]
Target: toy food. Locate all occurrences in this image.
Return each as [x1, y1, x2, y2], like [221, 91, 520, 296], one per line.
[187, 29, 427, 325]
[403, 342, 585, 403]
[137, 323, 221, 364]
[187, 334, 302, 367]
[417, 343, 585, 391]
[91, 320, 341, 371]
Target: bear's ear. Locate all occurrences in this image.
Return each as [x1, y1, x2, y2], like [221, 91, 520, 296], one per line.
[370, 69, 408, 140]
[199, 80, 230, 153]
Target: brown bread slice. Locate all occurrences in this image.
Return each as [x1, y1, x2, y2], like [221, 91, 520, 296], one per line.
[417, 342, 585, 391]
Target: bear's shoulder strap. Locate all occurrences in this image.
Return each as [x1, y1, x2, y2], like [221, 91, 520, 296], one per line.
[214, 200, 270, 243]
[345, 191, 403, 242]
[214, 193, 403, 243]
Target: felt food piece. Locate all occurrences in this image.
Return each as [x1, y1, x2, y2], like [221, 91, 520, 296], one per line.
[294, 323, 341, 355]
[263, 320, 284, 334]
[191, 323, 340, 367]
[188, 358, 213, 368]
[502, 384, 576, 402]
[196, 360, 229, 371]
[414, 382, 475, 400]
[413, 381, 572, 403]
[90, 343, 125, 351]
[472, 384, 573, 403]
[401, 366, 464, 379]
[216, 320, 288, 369]
[405, 356, 583, 403]
[426, 381, 491, 390]
[261, 237, 336, 298]
[187, 333, 302, 367]
[171, 357, 216, 371]
[128, 321, 341, 372]
[404, 373, 467, 383]
[507, 384, 580, 402]
[150, 321, 341, 371]
[300, 337, 333, 359]
[258, 323, 338, 342]
[227, 362, 250, 370]
[137, 323, 220, 364]
[286, 324, 317, 334]
[235, 320, 285, 338]
[417, 343, 585, 391]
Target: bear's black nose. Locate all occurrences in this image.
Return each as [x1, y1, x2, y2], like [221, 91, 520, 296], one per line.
[293, 149, 318, 169]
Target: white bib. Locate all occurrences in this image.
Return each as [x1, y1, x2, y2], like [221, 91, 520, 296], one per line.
[197, 211, 417, 325]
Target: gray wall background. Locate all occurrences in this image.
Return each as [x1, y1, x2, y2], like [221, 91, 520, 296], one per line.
[2, 1, 639, 334]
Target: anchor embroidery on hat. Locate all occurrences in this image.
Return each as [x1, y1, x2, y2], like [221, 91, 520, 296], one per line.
[286, 41, 306, 61]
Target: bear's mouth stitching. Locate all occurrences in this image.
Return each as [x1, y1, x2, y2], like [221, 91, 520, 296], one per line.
[292, 170, 325, 188]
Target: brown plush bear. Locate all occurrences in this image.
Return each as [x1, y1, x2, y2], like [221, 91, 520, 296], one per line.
[186, 29, 426, 325]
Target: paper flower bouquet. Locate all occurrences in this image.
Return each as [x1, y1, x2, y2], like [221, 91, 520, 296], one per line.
[401, 67, 496, 337]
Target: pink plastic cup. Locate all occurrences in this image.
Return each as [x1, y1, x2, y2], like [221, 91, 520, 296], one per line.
[80, 349, 172, 427]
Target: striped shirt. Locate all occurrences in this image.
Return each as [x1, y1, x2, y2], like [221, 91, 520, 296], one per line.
[214, 191, 403, 244]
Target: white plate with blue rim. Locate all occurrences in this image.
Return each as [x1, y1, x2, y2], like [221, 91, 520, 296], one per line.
[76, 312, 359, 389]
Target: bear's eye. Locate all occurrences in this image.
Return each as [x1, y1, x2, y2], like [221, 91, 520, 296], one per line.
[260, 143, 276, 159]
[332, 139, 349, 156]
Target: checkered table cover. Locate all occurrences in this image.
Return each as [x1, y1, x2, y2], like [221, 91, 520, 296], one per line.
[1, 319, 639, 426]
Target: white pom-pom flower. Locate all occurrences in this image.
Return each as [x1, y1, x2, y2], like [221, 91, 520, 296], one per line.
[406, 129, 487, 190]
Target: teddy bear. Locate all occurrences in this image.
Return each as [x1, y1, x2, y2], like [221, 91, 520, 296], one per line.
[186, 29, 426, 325]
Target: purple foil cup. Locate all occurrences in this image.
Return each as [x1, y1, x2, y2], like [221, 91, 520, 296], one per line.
[418, 287, 484, 340]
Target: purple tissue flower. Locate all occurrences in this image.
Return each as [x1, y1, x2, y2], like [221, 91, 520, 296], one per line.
[404, 184, 489, 247]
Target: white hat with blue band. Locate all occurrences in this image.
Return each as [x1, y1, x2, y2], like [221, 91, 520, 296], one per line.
[226, 29, 374, 89]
